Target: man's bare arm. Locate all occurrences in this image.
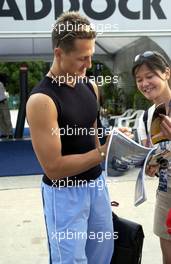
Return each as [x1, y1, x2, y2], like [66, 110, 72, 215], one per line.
[26, 93, 106, 180]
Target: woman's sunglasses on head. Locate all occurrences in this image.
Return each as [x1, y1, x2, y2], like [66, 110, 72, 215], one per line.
[134, 51, 156, 62]
[134, 51, 169, 68]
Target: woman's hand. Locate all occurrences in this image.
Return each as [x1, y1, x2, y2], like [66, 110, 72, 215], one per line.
[145, 164, 159, 177]
[117, 127, 134, 139]
[160, 114, 171, 140]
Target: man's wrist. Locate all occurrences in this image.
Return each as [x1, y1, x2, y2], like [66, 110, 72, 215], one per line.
[97, 146, 106, 160]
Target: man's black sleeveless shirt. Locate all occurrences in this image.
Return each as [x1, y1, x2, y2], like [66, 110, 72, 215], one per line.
[30, 77, 102, 186]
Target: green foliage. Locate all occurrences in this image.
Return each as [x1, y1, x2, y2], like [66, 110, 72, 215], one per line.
[0, 61, 46, 95]
[98, 64, 126, 115]
[133, 89, 152, 110]
[124, 89, 136, 109]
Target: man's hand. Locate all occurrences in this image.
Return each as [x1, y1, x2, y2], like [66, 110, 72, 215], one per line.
[99, 134, 111, 158]
[99, 127, 133, 158]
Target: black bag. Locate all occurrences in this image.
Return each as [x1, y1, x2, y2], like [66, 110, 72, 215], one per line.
[110, 212, 144, 264]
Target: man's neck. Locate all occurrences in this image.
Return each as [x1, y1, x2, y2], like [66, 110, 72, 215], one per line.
[47, 68, 76, 88]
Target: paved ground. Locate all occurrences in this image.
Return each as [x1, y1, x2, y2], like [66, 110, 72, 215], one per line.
[10, 110, 29, 128]
[0, 169, 162, 264]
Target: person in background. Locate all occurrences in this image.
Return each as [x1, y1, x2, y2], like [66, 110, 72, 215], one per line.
[0, 73, 13, 139]
[132, 51, 171, 264]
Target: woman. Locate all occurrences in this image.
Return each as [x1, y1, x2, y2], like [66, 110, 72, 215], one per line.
[132, 51, 171, 264]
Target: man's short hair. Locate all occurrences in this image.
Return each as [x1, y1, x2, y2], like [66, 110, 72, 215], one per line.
[52, 11, 96, 53]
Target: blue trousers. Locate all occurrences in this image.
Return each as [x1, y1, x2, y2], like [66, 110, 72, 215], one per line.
[41, 174, 114, 264]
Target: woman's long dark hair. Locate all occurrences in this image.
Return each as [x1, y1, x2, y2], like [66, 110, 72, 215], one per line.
[132, 51, 171, 86]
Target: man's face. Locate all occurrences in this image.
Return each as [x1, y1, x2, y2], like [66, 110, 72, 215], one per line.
[57, 38, 95, 77]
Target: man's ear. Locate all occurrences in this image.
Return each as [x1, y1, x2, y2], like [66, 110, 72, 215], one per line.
[54, 47, 62, 60]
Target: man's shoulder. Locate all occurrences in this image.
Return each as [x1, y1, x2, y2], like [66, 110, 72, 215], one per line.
[26, 93, 57, 124]
[85, 79, 98, 99]
[28, 75, 56, 104]
[27, 93, 52, 111]
[29, 76, 56, 101]
[30, 76, 49, 94]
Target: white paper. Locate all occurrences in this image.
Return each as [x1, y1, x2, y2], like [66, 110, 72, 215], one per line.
[105, 128, 156, 206]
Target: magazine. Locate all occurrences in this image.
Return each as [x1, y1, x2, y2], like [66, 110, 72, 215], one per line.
[150, 102, 168, 144]
[105, 128, 157, 206]
[134, 148, 156, 206]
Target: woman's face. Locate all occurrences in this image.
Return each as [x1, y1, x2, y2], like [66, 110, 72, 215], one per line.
[135, 64, 170, 102]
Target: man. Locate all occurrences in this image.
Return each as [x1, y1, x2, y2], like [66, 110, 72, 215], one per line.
[0, 74, 13, 139]
[26, 11, 114, 264]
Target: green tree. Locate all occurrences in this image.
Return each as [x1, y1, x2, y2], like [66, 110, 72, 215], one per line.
[0, 61, 46, 95]
[133, 89, 152, 110]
